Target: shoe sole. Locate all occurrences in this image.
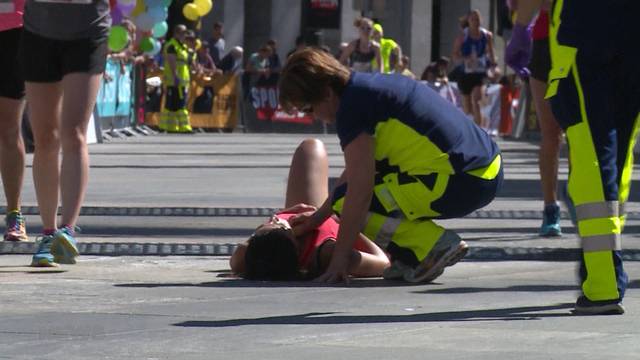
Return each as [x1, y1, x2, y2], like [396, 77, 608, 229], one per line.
[405, 241, 469, 283]
[30, 258, 59, 268]
[52, 235, 79, 265]
[573, 303, 625, 315]
[4, 235, 29, 242]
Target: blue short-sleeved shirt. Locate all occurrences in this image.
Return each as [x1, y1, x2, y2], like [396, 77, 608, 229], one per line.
[336, 72, 499, 175]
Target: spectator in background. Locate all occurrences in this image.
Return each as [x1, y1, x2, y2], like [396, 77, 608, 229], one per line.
[452, 9, 497, 129]
[246, 45, 272, 80]
[336, 42, 349, 60]
[0, 0, 28, 243]
[160, 24, 192, 133]
[20, 0, 111, 266]
[208, 22, 225, 66]
[287, 35, 306, 59]
[420, 62, 438, 83]
[266, 39, 281, 75]
[218, 46, 243, 74]
[395, 55, 415, 79]
[371, 23, 401, 74]
[338, 17, 382, 73]
[196, 40, 219, 76]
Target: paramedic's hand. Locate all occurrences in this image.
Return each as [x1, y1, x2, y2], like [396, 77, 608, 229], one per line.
[505, 23, 532, 79]
[314, 249, 350, 284]
[289, 210, 323, 236]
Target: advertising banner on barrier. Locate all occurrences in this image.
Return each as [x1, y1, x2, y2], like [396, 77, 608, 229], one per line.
[242, 73, 327, 133]
[96, 58, 133, 130]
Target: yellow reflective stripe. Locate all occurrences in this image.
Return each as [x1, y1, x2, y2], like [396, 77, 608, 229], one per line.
[577, 217, 620, 238]
[331, 197, 345, 215]
[392, 219, 444, 261]
[582, 251, 620, 301]
[565, 63, 606, 206]
[466, 154, 501, 180]
[582, 233, 621, 252]
[619, 113, 640, 203]
[575, 201, 618, 221]
[374, 118, 454, 175]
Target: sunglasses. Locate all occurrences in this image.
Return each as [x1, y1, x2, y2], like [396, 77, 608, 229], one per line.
[253, 215, 294, 237]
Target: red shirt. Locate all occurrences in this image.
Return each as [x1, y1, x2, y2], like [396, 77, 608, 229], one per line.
[276, 212, 339, 269]
[531, 9, 549, 40]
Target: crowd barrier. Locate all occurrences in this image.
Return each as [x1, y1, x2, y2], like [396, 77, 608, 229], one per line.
[94, 57, 153, 141]
[143, 72, 332, 133]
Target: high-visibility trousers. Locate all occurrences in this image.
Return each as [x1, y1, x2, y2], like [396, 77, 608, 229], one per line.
[546, 0, 640, 301]
[331, 157, 503, 266]
[160, 86, 192, 133]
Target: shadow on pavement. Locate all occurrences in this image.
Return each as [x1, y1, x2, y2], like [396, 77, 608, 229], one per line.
[115, 277, 418, 289]
[172, 303, 576, 327]
[414, 280, 640, 295]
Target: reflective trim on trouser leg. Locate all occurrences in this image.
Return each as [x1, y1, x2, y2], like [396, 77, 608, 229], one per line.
[582, 233, 621, 252]
[563, 64, 622, 302]
[176, 109, 192, 132]
[575, 201, 618, 221]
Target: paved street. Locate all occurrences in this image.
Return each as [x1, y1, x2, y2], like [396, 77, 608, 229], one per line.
[1, 133, 639, 359]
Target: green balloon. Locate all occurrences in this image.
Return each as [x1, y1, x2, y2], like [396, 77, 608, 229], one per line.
[108, 26, 129, 52]
[139, 37, 155, 52]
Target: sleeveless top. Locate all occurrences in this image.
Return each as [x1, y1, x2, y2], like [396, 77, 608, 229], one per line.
[531, 9, 549, 40]
[275, 212, 339, 269]
[350, 39, 376, 73]
[461, 27, 489, 74]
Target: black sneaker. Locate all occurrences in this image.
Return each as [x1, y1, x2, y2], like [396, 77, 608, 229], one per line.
[573, 295, 624, 315]
[404, 230, 468, 283]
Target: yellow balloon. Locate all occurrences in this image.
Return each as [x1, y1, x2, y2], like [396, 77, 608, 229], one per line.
[183, 3, 200, 21]
[130, 0, 146, 17]
[194, 0, 212, 16]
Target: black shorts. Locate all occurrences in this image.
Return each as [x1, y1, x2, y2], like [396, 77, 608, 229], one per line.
[529, 38, 551, 82]
[0, 28, 25, 99]
[164, 86, 187, 111]
[18, 29, 108, 83]
[458, 72, 485, 95]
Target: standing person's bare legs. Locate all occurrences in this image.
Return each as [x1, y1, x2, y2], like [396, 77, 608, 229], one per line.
[0, 98, 26, 213]
[25, 82, 63, 231]
[59, 73, 101, 228]
[284, 138, 329, 208]
[530, 77, 563, 236]
[0, 97, 28, 241]
[471, 85, 485, 127]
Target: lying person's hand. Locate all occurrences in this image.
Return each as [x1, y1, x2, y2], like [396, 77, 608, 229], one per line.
[280, 203, 317, 214]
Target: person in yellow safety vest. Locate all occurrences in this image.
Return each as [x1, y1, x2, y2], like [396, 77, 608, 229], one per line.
[160, 24, 192, 133]
[507, 0, 640, 315]
[371, 23, 401, 74]
[279, 49, 503, 284]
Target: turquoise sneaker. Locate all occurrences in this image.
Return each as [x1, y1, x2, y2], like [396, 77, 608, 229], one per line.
[51, 227, 79, 265]
[31, 234, 57, 267]
[540, 203, 562, 237]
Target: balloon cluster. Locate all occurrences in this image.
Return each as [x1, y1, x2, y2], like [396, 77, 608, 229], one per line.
[108, 0, 213, 55]
[182, 0, 212, 21]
